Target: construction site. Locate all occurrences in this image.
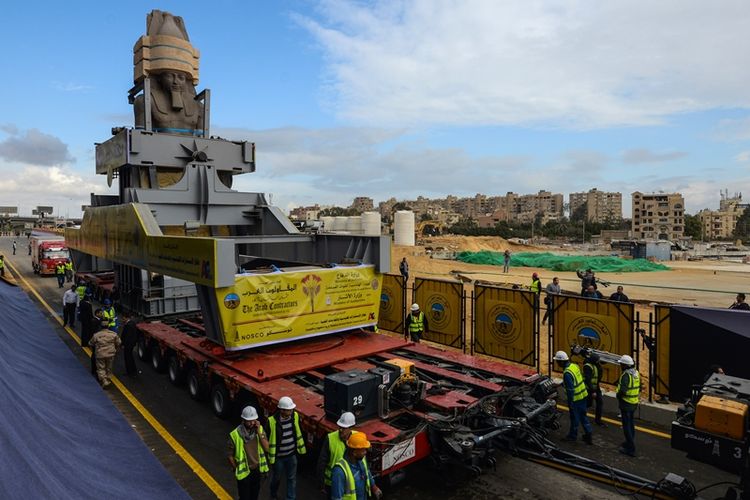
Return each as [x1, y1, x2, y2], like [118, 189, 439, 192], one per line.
[0, 7, 749, 500]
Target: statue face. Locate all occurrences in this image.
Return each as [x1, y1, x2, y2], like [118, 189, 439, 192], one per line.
[158, 71, 188, 92]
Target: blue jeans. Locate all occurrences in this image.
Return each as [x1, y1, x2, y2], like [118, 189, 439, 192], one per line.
[621, 408, 636, 453]
[270, 454, 297, 500]
[567, 399, 592, 438]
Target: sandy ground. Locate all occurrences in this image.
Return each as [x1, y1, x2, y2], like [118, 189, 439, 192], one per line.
[395, 235, 748, 309]
[391, 235, 749, 387]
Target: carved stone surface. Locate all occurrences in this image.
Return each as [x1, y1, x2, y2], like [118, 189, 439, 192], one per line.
[133, 10, 204, 135]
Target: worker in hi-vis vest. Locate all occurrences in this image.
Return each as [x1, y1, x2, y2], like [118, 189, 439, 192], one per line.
[228, 406, 269, 500]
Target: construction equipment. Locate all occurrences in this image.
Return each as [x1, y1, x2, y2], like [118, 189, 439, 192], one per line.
[672, 373, 750, 498]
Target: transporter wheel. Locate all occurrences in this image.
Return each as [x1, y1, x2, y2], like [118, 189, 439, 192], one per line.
[137, 334, 149, 361]
[167, 355, 185, 385]
[150, 345, 167, 372]
[187, 367, 206, 401]
[210, 383, 231, 419]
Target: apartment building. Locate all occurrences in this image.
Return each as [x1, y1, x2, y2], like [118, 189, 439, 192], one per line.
[697, 192, 747, 239]
[631, 192, 685, 240]
[569, 188, 622, 223]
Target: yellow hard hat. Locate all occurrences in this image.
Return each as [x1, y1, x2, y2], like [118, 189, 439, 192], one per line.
[347, 432, 371, 449]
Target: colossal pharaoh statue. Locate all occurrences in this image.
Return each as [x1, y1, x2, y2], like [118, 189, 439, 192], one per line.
[133, 10, 204, 135]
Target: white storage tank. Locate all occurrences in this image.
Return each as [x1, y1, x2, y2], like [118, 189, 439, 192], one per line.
[333, 216, 348, 231]
[393, 210, 415, 246]
[362, 211, 381, 236]
[320, 216, 335, 232]
[346, 216, 362, 234]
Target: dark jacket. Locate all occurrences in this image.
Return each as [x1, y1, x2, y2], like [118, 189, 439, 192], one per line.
[609, 292, 630, 302]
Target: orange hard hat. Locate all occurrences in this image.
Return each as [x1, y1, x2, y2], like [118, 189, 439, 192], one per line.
[347, 432, 371, 449]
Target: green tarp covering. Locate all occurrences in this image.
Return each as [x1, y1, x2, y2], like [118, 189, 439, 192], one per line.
[456, 251, 670, 272]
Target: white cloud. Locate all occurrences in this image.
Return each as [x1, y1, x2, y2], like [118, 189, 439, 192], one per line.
[0, 164, 108, 217]
[297, 0, 750, 128]
[714, 116, 750, 141]
[735, 151, 750, 163]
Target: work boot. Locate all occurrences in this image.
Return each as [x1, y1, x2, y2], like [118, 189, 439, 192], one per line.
[583, 433, 593, 445]
[618, 446, 636, 457]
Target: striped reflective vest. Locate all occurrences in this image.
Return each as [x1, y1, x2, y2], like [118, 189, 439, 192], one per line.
[76, 285, 87, 300]
[229, 427, 269, 480]
[56, 264, 65, 275]
[267, 412, 306, 464]
[584, 362, 600, 387]
[564, 363, 588, 402]
[617, 369, 641, 405]
[333, 457, 371, 500]
[65, 262, 73, 271]
[102, 307, 116, 328]
[530, 279, 541, 294]
[408, 312, 424, 335]
[324, 431, 349, 486]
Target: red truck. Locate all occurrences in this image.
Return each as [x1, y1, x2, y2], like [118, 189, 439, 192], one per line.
[31, 235, 70, 276]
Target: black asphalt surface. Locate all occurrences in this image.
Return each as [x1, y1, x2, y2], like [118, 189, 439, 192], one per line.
[0, 235, 739, 499]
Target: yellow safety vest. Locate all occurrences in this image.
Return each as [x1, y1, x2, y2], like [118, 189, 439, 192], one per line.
[584, 362, 600, 387]
[324, 431, 348, 486]
[268, 412, 306, 464]
[65, 262, 73, 271]
[617, 369, 641, 405]
[0, 259, 4, 269]
[530, 279, 541, 293]
[408, 312, 424, 334]
[333, 458, 371, 500]
[76, 285, 87, 300]
[229, 427, 269, 480]
[564, 363, 588, 402]
[102, 307, 116, 328]
[56, 264, 65, 275]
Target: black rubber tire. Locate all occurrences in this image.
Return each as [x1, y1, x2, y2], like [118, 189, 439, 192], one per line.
[167, 355, 185, 385]
[151, 345, 166, 372]
[187, 367, 205, 401]
[210, 383, 231, 419]
[137, 334, 149, 361]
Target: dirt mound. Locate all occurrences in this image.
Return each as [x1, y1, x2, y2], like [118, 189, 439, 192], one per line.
[419, 235, 538, 253]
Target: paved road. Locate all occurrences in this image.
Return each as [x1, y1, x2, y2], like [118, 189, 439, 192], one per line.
[0, 235, 737, 499]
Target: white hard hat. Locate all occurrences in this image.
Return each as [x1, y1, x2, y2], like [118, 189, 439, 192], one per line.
[337, 412, 356, 429]
[410, 303, 420, 312]
[553, 351, 569, 361]
[241, 406, 258, 421]
[278, 396, 296, 410]
[618, 354, 635, 366]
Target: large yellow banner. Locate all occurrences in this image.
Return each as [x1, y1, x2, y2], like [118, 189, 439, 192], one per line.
[217, 265, 382, 350]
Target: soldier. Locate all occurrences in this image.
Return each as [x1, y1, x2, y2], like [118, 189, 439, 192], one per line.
[89, 319, 121, 388]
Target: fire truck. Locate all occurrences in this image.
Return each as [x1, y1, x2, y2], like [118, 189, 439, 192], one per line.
[31, 235, 69, 276]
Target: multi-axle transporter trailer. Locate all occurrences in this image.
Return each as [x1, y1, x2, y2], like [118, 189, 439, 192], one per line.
[135, 314, 559, 479]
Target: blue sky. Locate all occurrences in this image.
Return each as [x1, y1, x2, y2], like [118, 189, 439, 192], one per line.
[2, 1, 750, 218]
